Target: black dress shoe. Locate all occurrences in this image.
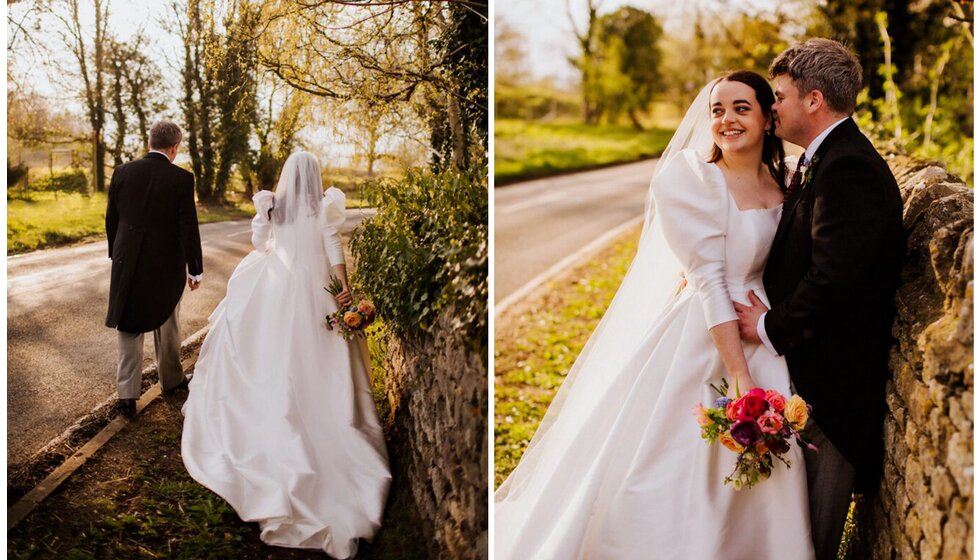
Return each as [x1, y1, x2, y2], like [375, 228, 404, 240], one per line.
[118, 398, 137, 419]
[163, 375, 191, 393]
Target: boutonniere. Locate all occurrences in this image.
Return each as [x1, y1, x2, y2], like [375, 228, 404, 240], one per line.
[799, 155, 820, 191]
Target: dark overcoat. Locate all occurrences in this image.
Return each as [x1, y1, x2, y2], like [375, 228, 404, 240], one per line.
[105, 152, 203, 333]
[763, 118, 905, 492]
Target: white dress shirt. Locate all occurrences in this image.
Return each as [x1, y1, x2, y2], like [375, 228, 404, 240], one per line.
[757, 117, 851, 354]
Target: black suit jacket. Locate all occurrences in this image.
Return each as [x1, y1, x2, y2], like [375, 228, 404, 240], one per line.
[763, 119, 904, 492]
[105, 152, 203, 333]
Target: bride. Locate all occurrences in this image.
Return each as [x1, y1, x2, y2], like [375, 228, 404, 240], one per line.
[181, 152, 391, 559]
[495, 71, 814, 559]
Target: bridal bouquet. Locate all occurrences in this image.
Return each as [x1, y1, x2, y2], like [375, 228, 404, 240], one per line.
[693, 379, 816, 490]
[324, 276, 376, 340]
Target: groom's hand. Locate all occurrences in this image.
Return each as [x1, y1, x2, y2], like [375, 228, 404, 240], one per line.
[188, 277, 201, 291]
[733, 290, 767, 344]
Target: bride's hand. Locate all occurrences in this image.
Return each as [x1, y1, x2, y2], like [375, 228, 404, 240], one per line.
[727, 373, 758, 398]
[335, 288, 353, 307]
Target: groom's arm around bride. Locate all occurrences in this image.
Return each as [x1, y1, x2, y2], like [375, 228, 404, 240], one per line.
[105, 120, 204, 418]
[735, 39, 905, 560]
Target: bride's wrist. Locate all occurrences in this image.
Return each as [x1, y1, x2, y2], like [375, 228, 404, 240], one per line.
[731, 370, 753, 383]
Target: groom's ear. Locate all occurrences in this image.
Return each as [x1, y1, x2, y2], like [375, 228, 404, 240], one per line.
[804, 89, 825, 114]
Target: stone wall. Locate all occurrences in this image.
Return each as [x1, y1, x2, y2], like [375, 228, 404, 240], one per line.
[382, 310, 488, 559]
[861, 156, 973, 559]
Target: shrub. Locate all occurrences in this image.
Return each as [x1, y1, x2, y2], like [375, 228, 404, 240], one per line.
[7, 159, 28, 187]
[32, 169, 89, 195]
[350, 164, 488, 353]
[495, 84, 581, 121]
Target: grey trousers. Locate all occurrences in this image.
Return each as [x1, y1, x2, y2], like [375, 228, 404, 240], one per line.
[804, 420, 856, 560]
[116, 303, 184, 399]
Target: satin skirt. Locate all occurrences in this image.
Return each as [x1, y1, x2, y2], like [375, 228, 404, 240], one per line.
[495, 287, 814, 560]
[182, 250, 391, 559]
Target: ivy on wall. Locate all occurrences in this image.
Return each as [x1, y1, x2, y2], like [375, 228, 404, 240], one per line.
[350, 164, 488, 355]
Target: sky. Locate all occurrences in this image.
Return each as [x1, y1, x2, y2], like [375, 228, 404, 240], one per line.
[5, 0, 398, 167]
[494, 0, 785, 85]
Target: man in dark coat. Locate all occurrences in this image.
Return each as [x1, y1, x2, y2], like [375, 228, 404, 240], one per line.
[734, 39, 905, 560]
[106, 120, 203, 419]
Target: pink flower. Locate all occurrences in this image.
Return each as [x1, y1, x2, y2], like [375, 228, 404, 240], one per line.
[357, 300, 375, 316]
[734, 388, 769, 421]
[764, 389, 786, 413]
[756, 410, 785, 434]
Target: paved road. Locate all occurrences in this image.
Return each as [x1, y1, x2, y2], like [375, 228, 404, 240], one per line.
[494, 159, 658, 303]
[7, 211, 373, 467]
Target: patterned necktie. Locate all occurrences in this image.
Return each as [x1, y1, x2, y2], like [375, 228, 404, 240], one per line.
[783, 156, 807, 202]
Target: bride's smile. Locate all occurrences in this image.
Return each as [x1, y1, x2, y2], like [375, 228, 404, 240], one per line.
[710, 79, 771, 155]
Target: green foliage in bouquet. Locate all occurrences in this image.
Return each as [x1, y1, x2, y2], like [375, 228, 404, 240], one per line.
[350, 163, 488, 354]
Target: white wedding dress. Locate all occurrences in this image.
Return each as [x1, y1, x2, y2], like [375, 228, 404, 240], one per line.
[495, 149, 814, 559]
[181, 153, 390, 559]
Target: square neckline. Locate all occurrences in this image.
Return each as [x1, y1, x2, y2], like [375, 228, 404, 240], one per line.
[709, 162, 783, 213]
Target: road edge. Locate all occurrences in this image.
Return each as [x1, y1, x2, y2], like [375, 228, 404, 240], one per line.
[494, 215, 644, 317]
[7, 325, 210, 529]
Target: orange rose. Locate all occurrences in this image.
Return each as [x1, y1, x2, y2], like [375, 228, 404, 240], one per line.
[343, 311, 363, 328]
[726, 401, 739, 421]
[719, 431, 745, 453]
[765, 389, 787, 413]
[692, 404, 711, 427]
[785, 395, 809, 431]
[754, 441, 769, 455]
[357, 300, 375, 315]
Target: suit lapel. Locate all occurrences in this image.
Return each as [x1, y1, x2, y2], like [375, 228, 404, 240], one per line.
[771, 119, 858, 251]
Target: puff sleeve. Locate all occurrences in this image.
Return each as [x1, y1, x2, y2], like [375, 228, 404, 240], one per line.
[650, 149, 737, 329]
[250, 190, 275, 253]
[320, 187, 347, 266]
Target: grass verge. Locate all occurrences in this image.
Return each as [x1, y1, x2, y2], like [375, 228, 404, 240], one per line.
[494, 226, 641, 487]
[8, 333, 421, 560]
[494, 120, 673, 185]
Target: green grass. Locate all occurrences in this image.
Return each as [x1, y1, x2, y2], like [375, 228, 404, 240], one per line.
[7, 192, 112, 254]
[5, 189, 370, 255]
[494, 228, 641, 486]
[6, 192, 256, 254]
[494, 119, 674, 184]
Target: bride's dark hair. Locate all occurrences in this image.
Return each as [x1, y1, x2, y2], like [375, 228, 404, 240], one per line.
[707, 70, 786, 190]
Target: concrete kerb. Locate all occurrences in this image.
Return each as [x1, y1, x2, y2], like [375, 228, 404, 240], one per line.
[7, 325, 211, 530]
[494, 215, 645, 317]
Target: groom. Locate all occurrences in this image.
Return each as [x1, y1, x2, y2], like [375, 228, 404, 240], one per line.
[105, 120, 204, 419]
[734, 39, 904, 559]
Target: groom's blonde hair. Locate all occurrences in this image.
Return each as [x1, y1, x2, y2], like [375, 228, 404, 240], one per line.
[768, 38, 862, 115]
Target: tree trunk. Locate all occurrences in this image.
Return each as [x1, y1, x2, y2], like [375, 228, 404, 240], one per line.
[110, 59, 127, 167]
[447, 93, 466, 170]
[628, 109, 644, 131]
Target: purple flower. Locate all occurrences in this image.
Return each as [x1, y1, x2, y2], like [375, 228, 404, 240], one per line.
[779, 424, 792, 438]
[730, 421, 762, 447]
[714, 397, 733, 408]
[768, 437, 791, 454]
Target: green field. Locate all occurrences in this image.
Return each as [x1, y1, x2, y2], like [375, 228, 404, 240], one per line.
[494, 120, 674, 184]
[7, 192, 256, 254]
[7, 189, 372, 255]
